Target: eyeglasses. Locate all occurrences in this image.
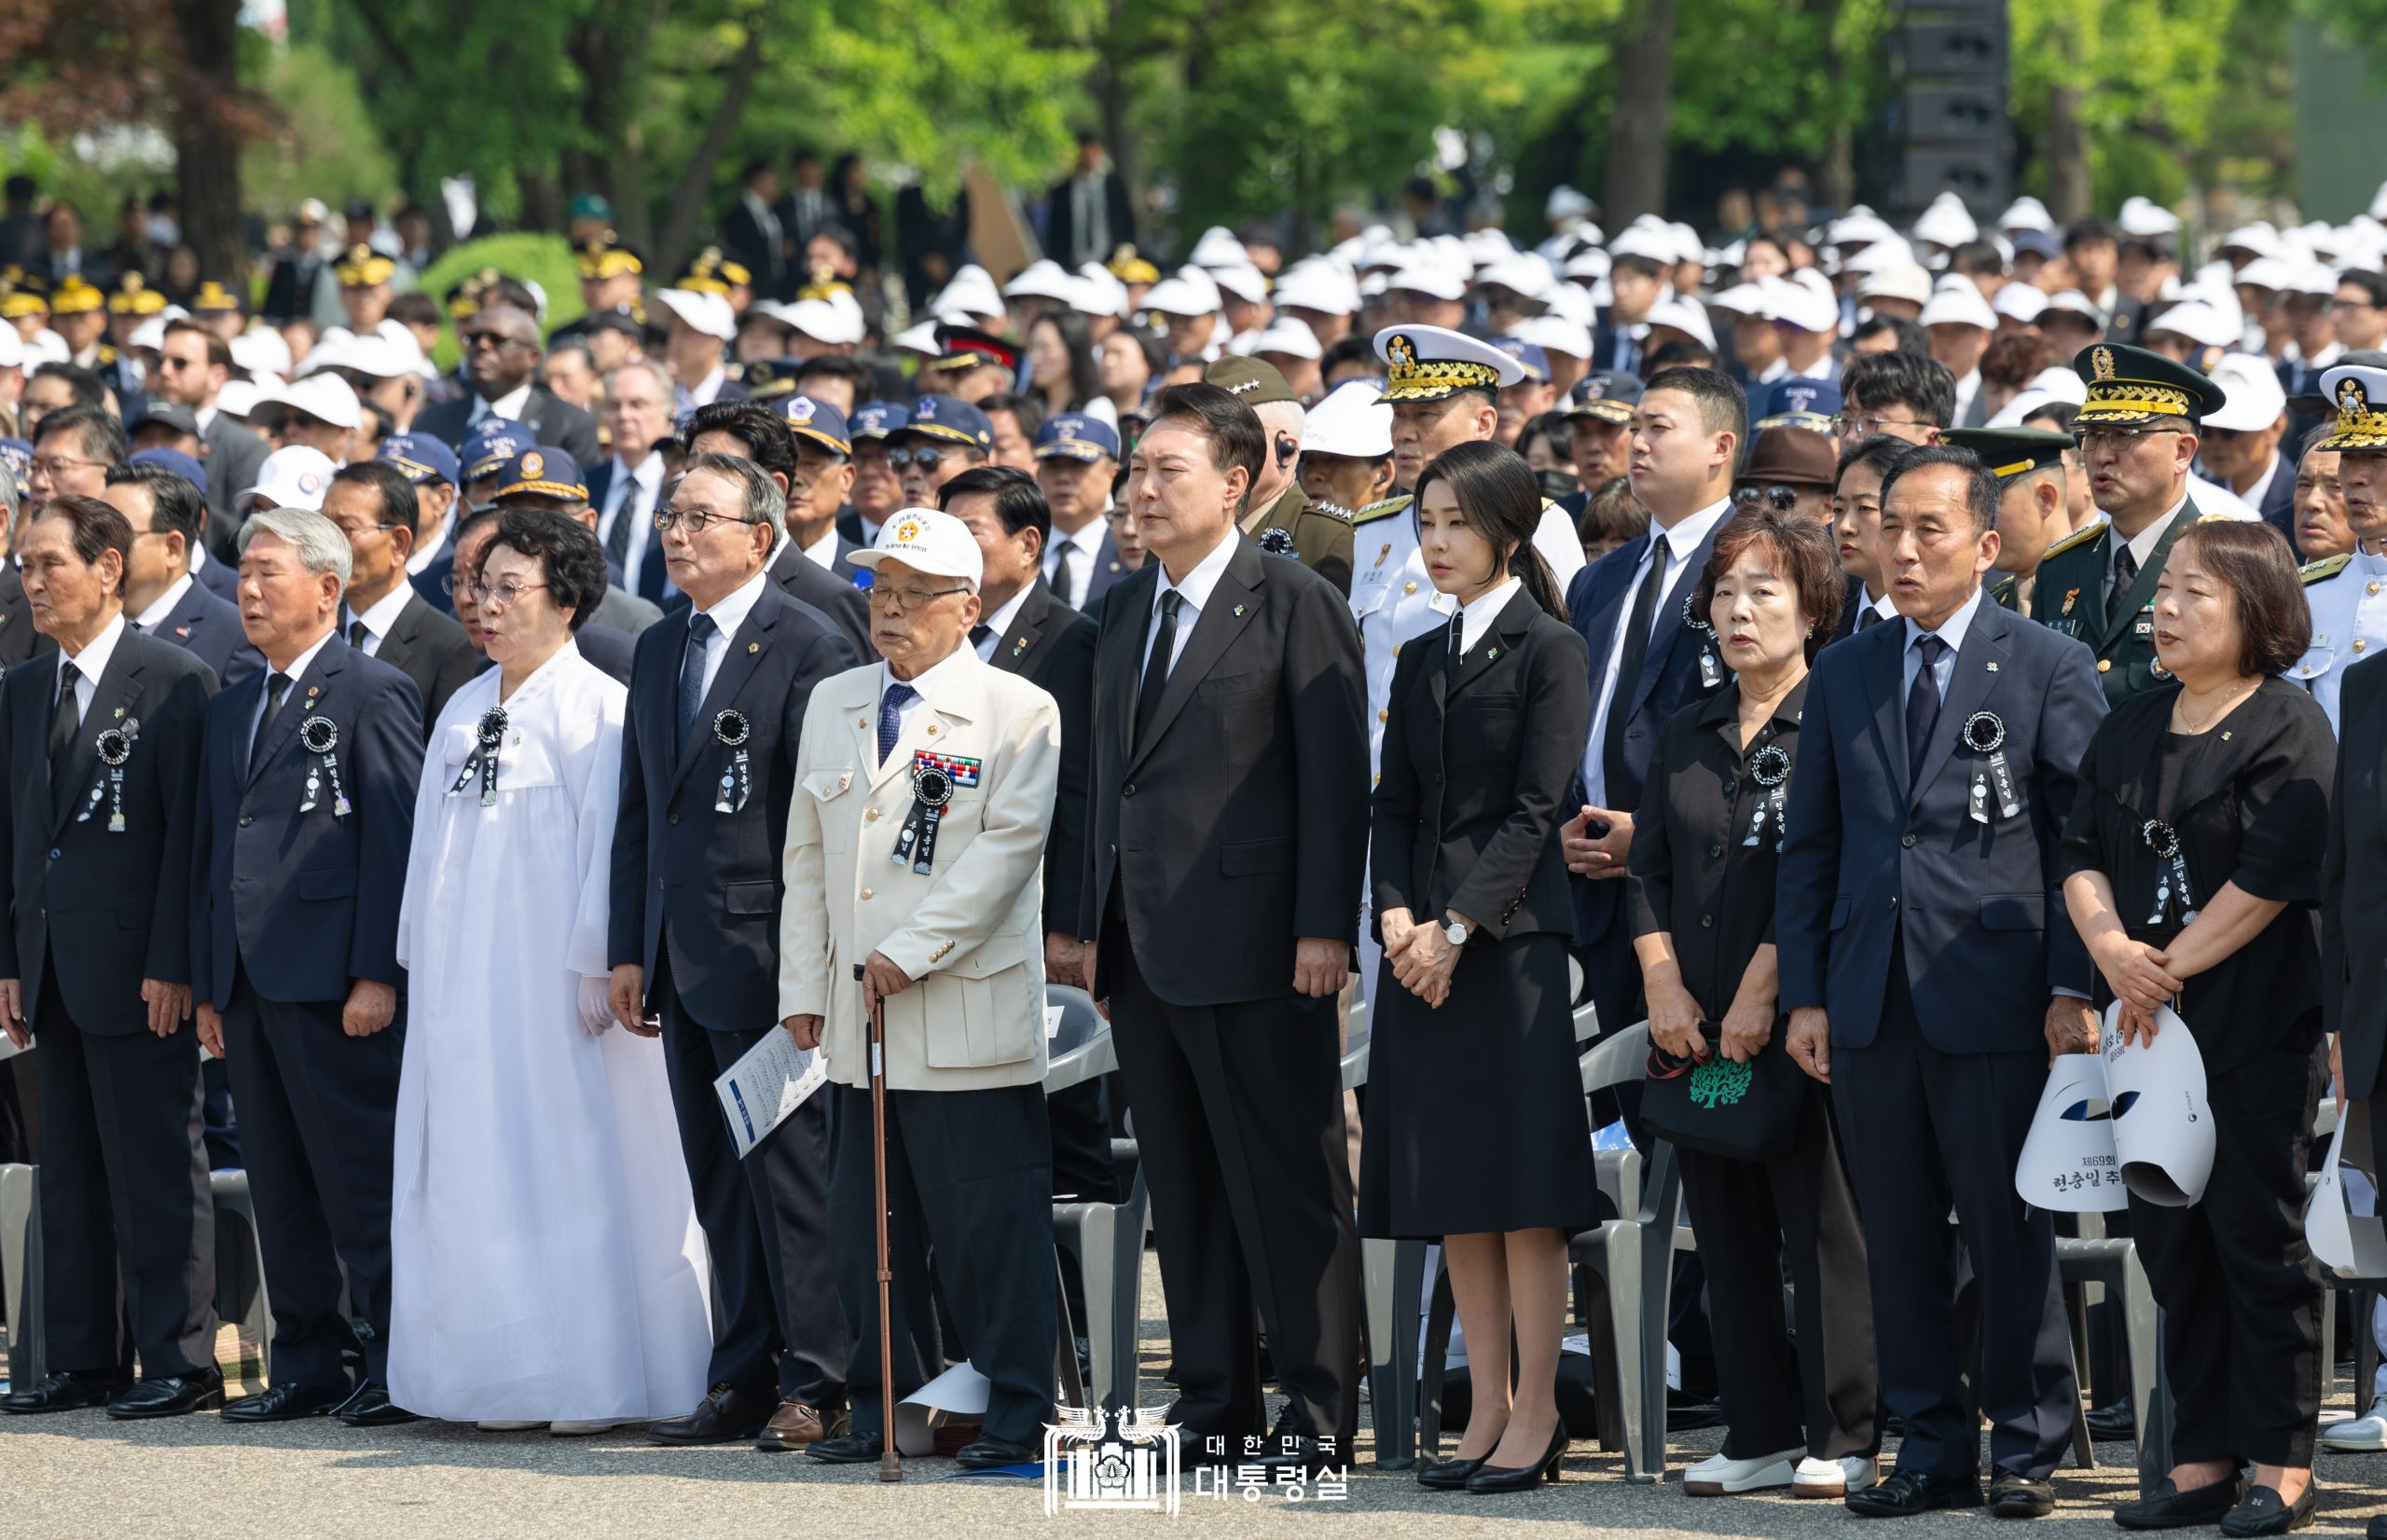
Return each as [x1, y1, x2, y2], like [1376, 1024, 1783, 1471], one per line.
[890, 447, 952, 471]
[653, 506, 762, 534]
[866, 584, 971, 611]
[467, 578, 547, 609]
[2073, 425, 2184, 449]
[1829, 413, 1927, 437]
[462, 332, 530, 352]
[324, 518, 402, 539]
[2334, 297, 2380, 312]
[1733, 484, 1803, 512]
[29, 454, 103, 480]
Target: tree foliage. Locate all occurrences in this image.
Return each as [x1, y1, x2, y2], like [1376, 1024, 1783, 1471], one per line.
[2008, 0, 2236, 210]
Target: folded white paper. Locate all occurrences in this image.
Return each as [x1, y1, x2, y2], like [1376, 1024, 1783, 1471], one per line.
[2309, 1101, 2387, 1276]
[897, 1359, 990, 1456]
[713, 1027, 829, 1161]
[2099, 1001, 2214, 1206]
[2016, 1052, 2129, 1212]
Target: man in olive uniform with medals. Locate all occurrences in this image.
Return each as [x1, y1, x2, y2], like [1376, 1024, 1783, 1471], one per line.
[2289, 363, 2387, 734]
[1943, 427, 2077, 619]
[2031, 344, 2249, 701]
[1205, 355, 1354, 594]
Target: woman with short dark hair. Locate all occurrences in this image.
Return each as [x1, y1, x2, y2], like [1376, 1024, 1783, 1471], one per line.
[1628, 506, 1878, 1500]
[2060, 520, 2335, 1534]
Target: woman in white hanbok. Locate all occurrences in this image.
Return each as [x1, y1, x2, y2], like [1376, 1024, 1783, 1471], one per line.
[388, 507, 711, 1432]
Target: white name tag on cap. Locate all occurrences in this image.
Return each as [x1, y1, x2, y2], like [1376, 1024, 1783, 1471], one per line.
[714, 1027, 830, 1161]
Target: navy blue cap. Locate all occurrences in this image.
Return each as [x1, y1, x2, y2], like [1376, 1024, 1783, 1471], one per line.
[1033, 413, 1120, 462]
[493, 447, 590, 502]
[1757, 377, 1842, 424]
[1490, 337, 1552, 384]
[2011, 229, 2063, 262]
[129, 447, 206, 491]
[849, 400, 908, 440]
[897, 394, 993, 451]
[379, 431, 461, 487]
[780, 394, 852, 456]
[0, 437, 34, 485]
[461, 416, 533, 482]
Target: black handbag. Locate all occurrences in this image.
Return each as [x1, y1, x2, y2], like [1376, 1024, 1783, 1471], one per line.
[1638, 1021, 1808, 1160]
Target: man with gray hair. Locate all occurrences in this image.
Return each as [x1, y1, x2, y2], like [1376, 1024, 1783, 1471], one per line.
[192, 505, 425, 1428]
[590, 358, 681, 606]
[1206, 356, 1352, 593]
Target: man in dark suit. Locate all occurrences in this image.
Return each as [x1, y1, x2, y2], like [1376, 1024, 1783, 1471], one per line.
[411, 302, 601, 469]
[324, 461, 478, 736]
[189, 506, 422, 1427]
[107, 461, 260, 686]
[608, 452, 857, 1451]
[1044, 135, 1137, 270]
[586, 361, 679, 608]
[2325, 653, 2387, 1177]
[682, 400, 875, 659]
[0, 495, 219, 1420]
[723, 159, 791, 303]
[155, 320, 269, 556]
[1778, 446, 2105, 1519]
[1559, 367, 1739, 1064]
[1080, 384, 1367, 1469]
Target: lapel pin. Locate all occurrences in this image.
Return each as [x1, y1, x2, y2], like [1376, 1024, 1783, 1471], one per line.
[1985, 661, 1999, 673]
[113, 707, 124, 719]
[1233, 604, 1246, 617]
[748, 642, 760, 653]
[1485, 647, 1499, 660]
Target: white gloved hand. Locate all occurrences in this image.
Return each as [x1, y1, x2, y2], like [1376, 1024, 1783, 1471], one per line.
[576, 973, 614, 1038]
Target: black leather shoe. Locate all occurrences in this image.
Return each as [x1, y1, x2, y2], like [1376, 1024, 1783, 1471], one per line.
[106, 1368, 224, 1420]
[1989, 1471, 2056, 1519]
[955, 1435, 1039, 1469]
[335, 1382, 419, 1427]
[2, 1369, 131, 1414]
[2116, 1477, 2240, 1531]
[1847, 1467, 1985, 1518]
[805, 1431, 887, 1464]
[223, 1382, 345, 1423]
[1465, 1423, 1569, 1493]
[1417, 1455, 1488, 1491]
[646, 1382, 774, 1446]
[2362, 1515, 2387, 1540]
[2220, 1482, 2317, 1537]
[2087, 1400, 2138, 1442]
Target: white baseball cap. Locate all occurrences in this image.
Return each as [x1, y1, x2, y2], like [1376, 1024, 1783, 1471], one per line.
[1993, 284, 2049, 324]
[1911, 191, 1980, 250]
[1507, 315, 1594, 361]
[931, 264, 1006, 323]
[1643, 293, 1716, 351]
[850, 507, 985, 589]
[0, 327, 24, 370]
[1002, 259, 1078, 301]
[1244, 316, 1321, 362]
[1189, 226, 1249, 270]
[1303, 380, 1394, 459]
[238, 446, 338, 511]
[2142, 298, 2239, 350]
[230, 326, 295, 380]
[1919, 279, 1999, 332]
[1209, 261, 1270, 306]
[1997, 197, 2055, 235]
[2200, 352, 2287, 433]
[1141, 268, 1221, 318]
[1856, 265, 1935, 309]
[256, 372, 363, 430]
[653, 287, 737, 342]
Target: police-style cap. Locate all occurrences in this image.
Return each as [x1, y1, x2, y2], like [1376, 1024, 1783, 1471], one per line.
[108, 272, 167, 316]
[850, 507, 985, 587]
[2072, 342, 2227, 427]
[48, 276, 103, 316]
[378, 432, 461, 487]
[1756, 377, 1840, 430]
[895, 394, 993, 451]
[335, 244, 396, 287]
[2317, 364, 2387, 452]
[1565, 370, 1642, 424]
[494, 447, 590, 503]
[460, 417, 533, 482]
[925, 323, 1018, 375]
[1490, 336, 1552, 384]
[1203, 355, 1298, 407]
[1372, 324, 1523, 403]
[189, 279, 244, 314]
[1942, 427, 2073, 479]
[0, 270, 47, 320]
[1034, 413, 1121, 462]
[850, 400, 909, 440]
[575, 239, 644, 282]
[780, 394, 852, 456]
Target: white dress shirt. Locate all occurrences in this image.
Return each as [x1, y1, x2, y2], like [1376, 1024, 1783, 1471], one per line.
[2116, 492, 2191, 593]
[1952, 370, 1982, 425]
[599, 453, 667, 593]
[682, 366, 729, 411]
[2239, 452, 2283, 514]
[686, 569, 768, 698]
[468, 381, 534, 425]
[1044, 520, 1108, 611]
[878, 644, 978, 745]
[801, 524, 843, 571]
[1456, 576, 1522, 656]
[1898, 584, 1985, 700]
[254, 630, 337, 742]
[131, 572, 196, 634]
[344, 582, 415, 659]
[973, 584, 1033, 663]
[1580, 498, 1732, 806]
[56, 612, 127, 720]
[1141, 532, 1237, 677]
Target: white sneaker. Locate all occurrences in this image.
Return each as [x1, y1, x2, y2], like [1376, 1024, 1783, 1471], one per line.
[2322, 1397, 2387, 1452]
[549, 1418, 639, 1437]
[1684, 1448, 1801, 1495]
[476, 1420, 546, 1432]
[1794, 1454, 1878, 1498]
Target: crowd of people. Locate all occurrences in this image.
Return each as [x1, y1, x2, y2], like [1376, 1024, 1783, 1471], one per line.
[0, 160, 2384, 1530]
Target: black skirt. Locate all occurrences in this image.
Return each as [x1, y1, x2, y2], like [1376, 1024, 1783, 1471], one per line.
[1358, 930, 1599, 1239]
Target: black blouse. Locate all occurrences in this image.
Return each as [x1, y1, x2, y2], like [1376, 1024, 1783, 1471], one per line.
[1627, 676, 1808, 1021]
[2057, 677, 2335, 1073]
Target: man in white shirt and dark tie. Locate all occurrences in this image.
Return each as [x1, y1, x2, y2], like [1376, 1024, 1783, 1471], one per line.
[593, 360, 677, 605]
[1033, 413, 1124, 612]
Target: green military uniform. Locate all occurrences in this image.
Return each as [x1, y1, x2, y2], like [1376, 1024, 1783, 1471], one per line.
[1207, 354, 1355, 594]
[1946, 426, 2076, 625]
[2029, 344, 2233, 705]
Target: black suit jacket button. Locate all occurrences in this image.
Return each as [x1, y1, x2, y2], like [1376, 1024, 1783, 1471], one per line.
[668, 812, 681, 824]
[239, 816, 252, 829]
[1900, 832, 1917, 847]
[1700, 914, 1714, 928]
[1122, 783, 1136, 797]
[1706, 844, 1722, 859]
[47, 847, 58, 861]
[1888, 896, 1900, 911]
[1721, 778, 1738, 796]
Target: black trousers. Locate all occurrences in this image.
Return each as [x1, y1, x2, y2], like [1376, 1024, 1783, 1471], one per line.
[654, 951, 847, 1408]
[219, 974, 402, 1389]
[1830, 938, 2075, 1481]
[0, 1049, 35, 1163]
[34, 969, 217, 1378]
[1105, 913, 1361, 1449]
[1677, 1088, 1879, 1461]
[2132, 1034, 2325, 1468]
[825, 1079, 1054, 1445]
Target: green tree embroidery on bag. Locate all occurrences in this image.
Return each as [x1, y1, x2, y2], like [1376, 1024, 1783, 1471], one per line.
[1689, 1057, 1752, 1109]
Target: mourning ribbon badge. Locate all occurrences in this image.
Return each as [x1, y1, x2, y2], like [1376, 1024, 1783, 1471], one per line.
[1961, 710, 2022, 825]
[298, 717, 351, 817]
[890, 750, 982, 874]
[1743, 743, 1791, 850]
[448, 707, 508, 805]
[713, 708, 752, 814]
[83, 719, 138, 833]
[2141, 818, 2198, 926]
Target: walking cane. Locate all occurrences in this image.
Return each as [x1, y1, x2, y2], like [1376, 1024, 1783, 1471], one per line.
[855, 962, 904, 1481]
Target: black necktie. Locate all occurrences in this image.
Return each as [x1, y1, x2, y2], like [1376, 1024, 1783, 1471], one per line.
[1051, 543, 1077, 607]
[970, 623, 992, 651]
[1136, 590, 1185, 749]
[2107, 544, 2139, 630]
[605, 479, 638, 567]
[48, 661, 80, 785]
[349, 617, 370, 650]
[677, 612, 716, 755]
[250, 671, 292, 775]
[1906, 635, 1947, 787]
[1603, 533, 1670, 801]
[1856, 604, 1881, 632]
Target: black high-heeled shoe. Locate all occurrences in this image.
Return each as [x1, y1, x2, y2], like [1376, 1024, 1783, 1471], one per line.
[1416, 1454, 1490, 1491]
[1465, 1423, 1569, 1492]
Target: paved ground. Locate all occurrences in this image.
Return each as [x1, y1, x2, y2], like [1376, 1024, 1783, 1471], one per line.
[7, 1261, 2387, 1540]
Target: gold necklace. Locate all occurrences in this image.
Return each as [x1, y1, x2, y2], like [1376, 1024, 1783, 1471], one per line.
[2173, 678, 2255, 734]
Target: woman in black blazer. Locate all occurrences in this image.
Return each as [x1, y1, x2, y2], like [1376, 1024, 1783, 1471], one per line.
[1627, 507, 1880, 1500]
[2060, 521, 2334, 1535]
[1361, 441, 1595, 1494]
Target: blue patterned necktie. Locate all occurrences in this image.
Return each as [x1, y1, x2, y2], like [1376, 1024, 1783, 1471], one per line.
[878, 681, 916, 765]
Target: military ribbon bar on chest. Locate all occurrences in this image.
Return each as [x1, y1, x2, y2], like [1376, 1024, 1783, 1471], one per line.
[1961, 710, 2022, 823]
[448, 707, 507, 806]
[713, 709, 752, 814]
[82, 717, 137, 833]
[297, 717, 351, 817]
[890, 749, 982, 874]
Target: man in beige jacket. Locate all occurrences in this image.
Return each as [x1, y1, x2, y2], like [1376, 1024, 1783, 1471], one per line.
[779, 506, 1063, 1471]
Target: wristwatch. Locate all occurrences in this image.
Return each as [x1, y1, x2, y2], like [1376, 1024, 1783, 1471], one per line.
[1442, 916, 1471, 948]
